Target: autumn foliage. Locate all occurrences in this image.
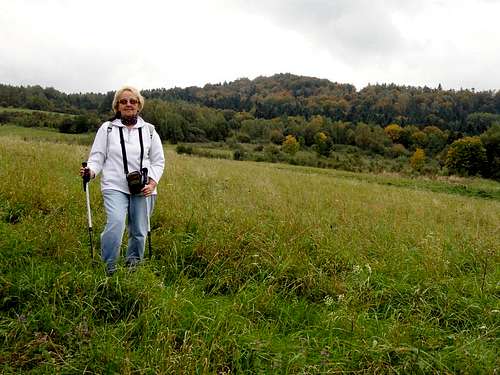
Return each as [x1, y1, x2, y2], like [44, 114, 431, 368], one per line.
[445, 137, 487, 176]
[282, 135, 300, 155]
[410, 148, 426, 172]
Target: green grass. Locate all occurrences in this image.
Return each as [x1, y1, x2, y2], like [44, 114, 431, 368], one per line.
[1, 128, 499, 373]
[0, 124, 95, 145]
[272, 164, 500, 201]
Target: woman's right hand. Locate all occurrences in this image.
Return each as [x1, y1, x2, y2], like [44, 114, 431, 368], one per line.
[79, 167, 94, 178]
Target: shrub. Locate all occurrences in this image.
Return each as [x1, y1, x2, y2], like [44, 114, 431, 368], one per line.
[175, 144, 193, 155]
[411, 131, 428, 148]
[236, 132, 251, 143]
[445, 137, 487, 176]
[0, 111, 12, 124]
[233, 149, 244, 160]
[289, 151, 318, 167]
[269, 129, 285, 145]
[191, 148, 232, 160]
[384, 124, 403, 142]
[59, 115, 90, 134]
[314, 131, 332, 156]
[388, 143, 409, 158]
[480, 124, 500, 180]
[264, 144, 283, 162]
[282, 135, 300, 155]
[410, 148, 426, 172]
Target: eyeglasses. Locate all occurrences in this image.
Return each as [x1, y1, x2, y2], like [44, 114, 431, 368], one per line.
[118, 98, 139, 105]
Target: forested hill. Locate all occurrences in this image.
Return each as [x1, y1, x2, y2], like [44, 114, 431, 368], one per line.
[1, 73, 500, 133]
[144, 74, 500, 132]
[143, 74, 356, 114]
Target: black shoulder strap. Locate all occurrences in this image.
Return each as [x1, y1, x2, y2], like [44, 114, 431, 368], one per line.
[118, 127, 129, 174]
[118, 126, 145, 175]
[139, 127, 144, 171]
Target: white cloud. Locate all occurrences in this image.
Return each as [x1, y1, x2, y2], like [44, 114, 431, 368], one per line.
[0, 0, 499, 92]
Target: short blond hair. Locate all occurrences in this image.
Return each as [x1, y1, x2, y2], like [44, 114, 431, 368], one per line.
[112, 86, 145, 113]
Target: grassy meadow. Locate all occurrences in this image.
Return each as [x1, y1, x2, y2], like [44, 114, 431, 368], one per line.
[0, 125, 499, 373]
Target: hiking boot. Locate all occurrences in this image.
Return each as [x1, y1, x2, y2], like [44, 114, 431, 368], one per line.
[125, 258, 140, 272]
[106, 264, 117, 276]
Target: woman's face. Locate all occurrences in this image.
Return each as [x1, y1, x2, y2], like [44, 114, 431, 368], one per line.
[117, 90, 140, 117]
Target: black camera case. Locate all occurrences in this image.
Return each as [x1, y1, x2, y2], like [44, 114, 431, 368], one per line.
[126, 171, 143, 195]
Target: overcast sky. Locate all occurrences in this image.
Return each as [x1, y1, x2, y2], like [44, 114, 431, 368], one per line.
[1, 0, 499, 93]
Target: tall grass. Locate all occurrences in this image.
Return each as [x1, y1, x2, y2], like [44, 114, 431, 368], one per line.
[1, 129, 499, 373]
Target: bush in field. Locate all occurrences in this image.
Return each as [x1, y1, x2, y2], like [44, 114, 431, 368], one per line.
[384, 124, 403, 142]
[465, 112, 500, 135]
[175, 144, 193, 155]
[445, 136, 487, 176]
[388, 143, 409, 158]
[411, 130, 428, 149]
[269, 129, 285, 145]
[480, 124, 500, 179]
[264, 144, 283, 162]
[235, 132, 251, 143]
[0, 109, 70, 129]
[410, 148, 426, 172]
[424, 126, 448, 155]
[399, 125, 419, 148]
[233, 146, 247, 161]
[313, 131, 332, 156]
[190, 148, 232, 160]
[0, 111, 12, 124]
[59, 115, 90, 133]
[282, 135, 300, 155]
[288, 150, 318, 167]
[354, 123, 390, 154]
[329, 121, 354, 144]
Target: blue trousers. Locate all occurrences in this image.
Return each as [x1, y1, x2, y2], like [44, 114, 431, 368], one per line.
[101, 190, 156, 269]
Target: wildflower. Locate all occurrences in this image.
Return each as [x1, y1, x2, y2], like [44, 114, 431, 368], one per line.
[353, 265, 361, 274]
[337, 294, 345, 302]
[324, 295, 335, 307]
[365, 263, 372, 274]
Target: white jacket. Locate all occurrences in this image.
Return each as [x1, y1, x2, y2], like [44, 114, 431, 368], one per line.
[87, 116, 165, 195]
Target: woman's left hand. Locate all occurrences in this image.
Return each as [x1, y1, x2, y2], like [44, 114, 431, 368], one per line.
[142, 180, 157, 197]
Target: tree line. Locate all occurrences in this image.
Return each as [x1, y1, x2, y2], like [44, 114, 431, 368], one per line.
[2, 74, 500, 134]
[142, 74, 500, 135]
[0, 74, 499, 179]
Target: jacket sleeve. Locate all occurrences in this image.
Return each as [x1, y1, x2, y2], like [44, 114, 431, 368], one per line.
[148, 130, 165, 184]
[87, 123, 108, 177]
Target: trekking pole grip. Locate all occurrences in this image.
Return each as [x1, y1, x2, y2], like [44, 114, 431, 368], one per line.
[82, 161, 90, 191]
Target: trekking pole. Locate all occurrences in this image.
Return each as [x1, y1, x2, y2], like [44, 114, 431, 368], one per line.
[146, 196, 152, 258]
[142, 168, 152, 258]
[82, 162, 94, 260]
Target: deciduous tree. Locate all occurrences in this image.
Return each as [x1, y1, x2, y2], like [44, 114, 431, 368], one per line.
[445, 137, 487, 176]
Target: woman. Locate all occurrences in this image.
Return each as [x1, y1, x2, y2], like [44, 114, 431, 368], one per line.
[80, 86, 165, 275]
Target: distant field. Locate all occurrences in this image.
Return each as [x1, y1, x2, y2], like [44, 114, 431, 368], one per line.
[0, 106, 66, 114]
[0, 124, 95, 145]
[0, 127, 499, 373]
